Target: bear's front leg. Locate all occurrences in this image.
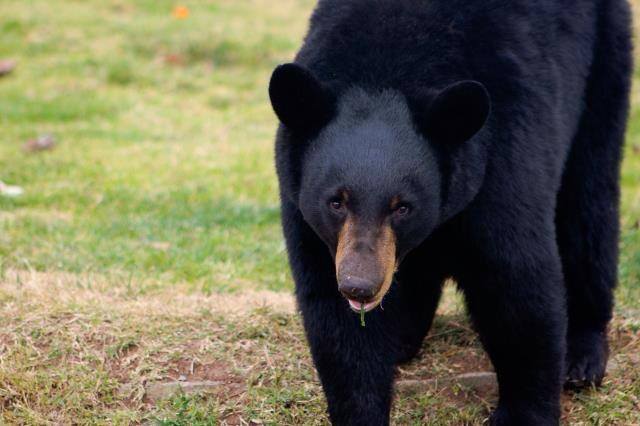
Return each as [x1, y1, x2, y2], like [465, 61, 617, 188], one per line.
[459, 240, 567, 426]
[299, 294, 397, 425]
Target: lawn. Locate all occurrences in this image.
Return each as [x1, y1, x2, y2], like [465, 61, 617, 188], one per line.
[0, 0, 639, 424]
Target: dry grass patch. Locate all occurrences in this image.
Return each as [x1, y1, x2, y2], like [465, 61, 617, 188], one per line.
[1, 272, 639, 424]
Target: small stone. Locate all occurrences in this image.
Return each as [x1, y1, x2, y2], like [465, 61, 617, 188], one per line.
[178, 375, 187, 382]
[397, 371, 497, 394]
[455, 372, 497, 389]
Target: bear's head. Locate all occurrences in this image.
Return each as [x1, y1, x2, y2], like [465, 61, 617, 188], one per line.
[269, 63, 491, 312]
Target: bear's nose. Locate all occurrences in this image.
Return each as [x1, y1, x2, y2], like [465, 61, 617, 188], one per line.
[338, 275, 378, 302]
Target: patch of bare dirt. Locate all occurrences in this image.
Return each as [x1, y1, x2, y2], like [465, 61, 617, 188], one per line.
[141, 358, 245, 405]
[164, 359, 237, 383]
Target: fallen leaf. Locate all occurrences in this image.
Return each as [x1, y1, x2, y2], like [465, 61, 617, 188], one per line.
[23, 134, 56, 153]
[172, 5, 189, 19]
[149, 241, 171, 251]
[162, 53, 185, 66]
[0, 60, 16, 77]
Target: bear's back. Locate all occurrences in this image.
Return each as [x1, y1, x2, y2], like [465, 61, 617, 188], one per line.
[296, 0, 597, 104]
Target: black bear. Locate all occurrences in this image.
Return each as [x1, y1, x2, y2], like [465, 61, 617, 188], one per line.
[268, 0, 632, 424]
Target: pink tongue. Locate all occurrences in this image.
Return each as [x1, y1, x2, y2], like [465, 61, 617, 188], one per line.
[348, 299, 378, 312]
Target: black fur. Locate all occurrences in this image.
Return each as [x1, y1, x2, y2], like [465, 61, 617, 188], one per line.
[269, 0, 633, 424]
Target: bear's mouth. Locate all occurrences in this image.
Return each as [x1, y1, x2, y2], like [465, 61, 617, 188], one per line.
[347, 298, 380, 313]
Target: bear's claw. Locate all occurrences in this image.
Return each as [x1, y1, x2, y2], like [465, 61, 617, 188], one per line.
[564, 330, 608, 389]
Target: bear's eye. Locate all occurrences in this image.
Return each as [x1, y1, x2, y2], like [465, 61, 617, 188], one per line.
[329, 197, 344, 211]
[394, 203, 411, 217]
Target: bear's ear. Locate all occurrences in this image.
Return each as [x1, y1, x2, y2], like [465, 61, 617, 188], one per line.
[269, 63, 335, 135]
[424, 80, 491, 145]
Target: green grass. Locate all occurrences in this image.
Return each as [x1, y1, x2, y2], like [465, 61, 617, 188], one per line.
[0, 0, 314, 292]
[0, 0, 639, 424]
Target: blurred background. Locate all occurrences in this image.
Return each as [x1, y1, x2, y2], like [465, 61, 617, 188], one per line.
[0, 1, 638, 424]
[0, 0, 319, 292]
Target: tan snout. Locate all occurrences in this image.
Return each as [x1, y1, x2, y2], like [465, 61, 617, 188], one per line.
[336, 217, 396, 310]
